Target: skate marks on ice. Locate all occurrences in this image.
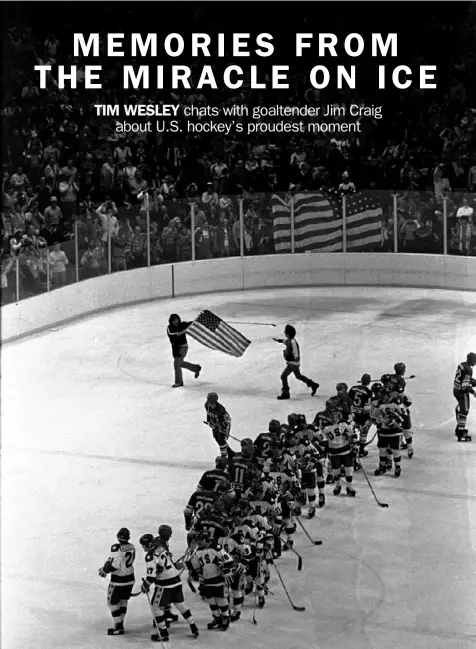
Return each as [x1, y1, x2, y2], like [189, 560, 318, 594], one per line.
[1, 444, 210, 472]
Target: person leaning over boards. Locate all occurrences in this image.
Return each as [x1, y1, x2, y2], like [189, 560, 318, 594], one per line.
[167, 314, 202, 388]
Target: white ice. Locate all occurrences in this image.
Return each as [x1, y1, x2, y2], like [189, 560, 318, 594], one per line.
[2, 286, 476, 649]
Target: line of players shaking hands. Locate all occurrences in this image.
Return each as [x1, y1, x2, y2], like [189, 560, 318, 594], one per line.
[98, 362, 412, 640]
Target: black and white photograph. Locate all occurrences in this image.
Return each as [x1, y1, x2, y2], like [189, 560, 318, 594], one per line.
[1, 3, 476, 649]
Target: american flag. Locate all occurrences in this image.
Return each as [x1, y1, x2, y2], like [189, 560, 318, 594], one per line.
[272, 191, 383, 252]
[187, 310, 251, 358]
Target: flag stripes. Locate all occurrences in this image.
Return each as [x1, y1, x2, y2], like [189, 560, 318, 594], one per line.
[187, 310, 250, 358]
[272, 191, 383, 252]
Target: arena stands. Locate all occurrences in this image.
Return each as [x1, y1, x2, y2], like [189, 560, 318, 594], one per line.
[2, 3, 475, 304]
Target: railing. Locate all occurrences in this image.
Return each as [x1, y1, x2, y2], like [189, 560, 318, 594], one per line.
[2, 189, 475, 306]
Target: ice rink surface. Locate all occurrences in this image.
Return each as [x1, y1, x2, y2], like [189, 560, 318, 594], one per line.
[2, 285, 476, 649]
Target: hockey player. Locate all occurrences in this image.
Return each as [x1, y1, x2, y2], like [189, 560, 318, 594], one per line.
[273, 324, 319, 400]
[373, 390, 406, 477]
[335, 383, 353, 421]
[217, 531, 252, 622]
[348, 374, 373, 458]
[193, 500, 229, 545]
[187, 532, 234, 631]
[228, 438, 259, 497]
[98, 528, 136, 636]
[204, 392, 231, 458]
[453, 352, 476, 442]
[184, 488, 221, 533]
[321, 405, 358, 497]
[197, 456, 232, 492]
[254, 420, 280, 471]
[269, 465, 300, 550]
[390, 362, 414, 456]
[314, 397, 340, 484]
[140, 525, 199, 642]
[294, 428, 325, 514]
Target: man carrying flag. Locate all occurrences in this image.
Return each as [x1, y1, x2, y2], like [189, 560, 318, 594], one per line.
[167, 310, 250, 389]
[167, 314, 202, 388]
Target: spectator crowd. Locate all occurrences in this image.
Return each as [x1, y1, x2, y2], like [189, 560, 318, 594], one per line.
[2, 3, 476, 303]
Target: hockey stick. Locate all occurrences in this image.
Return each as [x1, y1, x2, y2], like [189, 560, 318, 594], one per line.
[252, 562, 260, 625]
[366, 374, 416, 383]
[296, 516, 323, 546]
[279, 536, 303, 570]
[187, 576, 197, 594]
[146, 586, 166, 649]
[228, 321, 276, 327]
[359, 462, 389, 508]
[272, 561, 305, 612]
[202, 422, 241, 443]
[130, 590, 142, 597]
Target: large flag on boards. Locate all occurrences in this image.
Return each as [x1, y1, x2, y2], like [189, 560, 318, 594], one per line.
[272, 191, 383, 252]
[187, 310, 251, 358]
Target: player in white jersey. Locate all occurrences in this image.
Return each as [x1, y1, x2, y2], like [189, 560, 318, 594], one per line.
[140, 525, 199, 642]
[187, 533, 234, 631]
[217, 533, 252, 622]
[321, 403, 358, 497]
[373, 391, 406, 477]
[98, 527, 136, 636]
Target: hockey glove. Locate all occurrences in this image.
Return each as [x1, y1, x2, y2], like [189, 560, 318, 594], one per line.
[98, 567, 107, 578]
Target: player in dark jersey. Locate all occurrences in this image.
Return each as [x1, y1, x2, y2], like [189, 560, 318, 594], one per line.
[254, 421, 279, 468]
[197, 457, 231, 492]
[453, 352, 476, 442]
[335, 383, 352, 421]
[204, 392, 232, 458]
[183, 490, 220, 531]
[193, 502, 229, 544]
[348, 374, 373, 457]
[228, 439, 259, 496]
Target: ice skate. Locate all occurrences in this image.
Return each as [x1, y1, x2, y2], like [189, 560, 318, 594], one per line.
[394, 465, 401, 477]
[229, 611, 241, 622]
[407, 448, 414, 458]
[219, 616, 230, 631]
[207, 617, 223, 630]
[107, 623, 124, 636]
[346, 485, 356, 497]
[374, 465, 386, 476]
[151, 628, 169, 642]
[308, 507, 316, 519]
[333, 483, 342, 496]
[318, 493, 325, 508]
[457, 429, 472, 442]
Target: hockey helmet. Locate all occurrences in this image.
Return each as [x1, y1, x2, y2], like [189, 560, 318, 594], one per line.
[215, 456, 227, 469]
[158, 525, 172, 541]
[326, 396, 340, 411]
[360, 373, 371, 386]
[467, 352, 476, 366]
[117, 527, 131, 542]
[268, 419, 281, 433]
[206, 392, 219, 403]
[371, 381, 383, 395]
[241, 437, 253, 447]
[336, 382, 348, 392]
[394, 362, 406, 375]
[139, 533, 155, 550]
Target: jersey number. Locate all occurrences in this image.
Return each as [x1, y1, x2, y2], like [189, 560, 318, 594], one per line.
[124, 551, 135, 568]
[233, 467, 245, 484]
[353, 394, 363, 407]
